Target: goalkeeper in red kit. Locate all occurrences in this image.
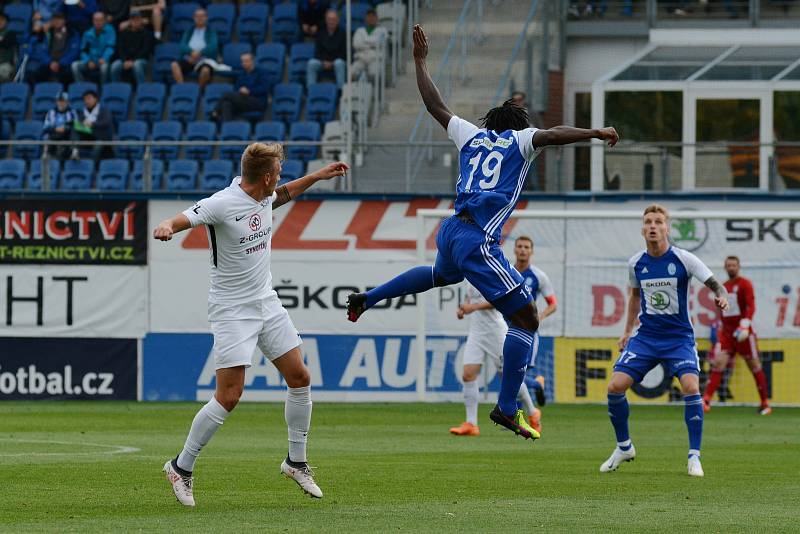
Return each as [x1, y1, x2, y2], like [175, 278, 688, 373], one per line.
[703, 256, 772, 415]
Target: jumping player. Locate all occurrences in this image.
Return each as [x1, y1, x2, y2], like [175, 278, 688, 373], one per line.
[346, 24, 618, 441]
[154, 143, 348, 506]
[600, 204, 728, 477]
[703, 256, 771, 415]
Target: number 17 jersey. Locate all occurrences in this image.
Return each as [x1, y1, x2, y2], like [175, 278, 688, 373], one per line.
[448, 116, 542, 242]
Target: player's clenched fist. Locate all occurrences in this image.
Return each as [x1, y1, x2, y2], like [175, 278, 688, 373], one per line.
[153, 221, 174, 241]
[714, 295, 729, 311]
[598, 127, 619, 147]
[314, 161, 349, 180]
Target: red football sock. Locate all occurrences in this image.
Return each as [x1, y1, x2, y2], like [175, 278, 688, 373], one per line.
[704, 370, 724, 402]
[752, 369, 769, 406]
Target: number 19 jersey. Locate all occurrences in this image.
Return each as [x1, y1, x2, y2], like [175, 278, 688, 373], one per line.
[448, 116, 542, 242]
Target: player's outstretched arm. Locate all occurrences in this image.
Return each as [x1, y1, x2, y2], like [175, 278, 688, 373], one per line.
[273, 161, 349, 209]
[617, 287, 640, 350]
[412, 24, 453, 130]
[704, 276, 729, 311]
[153, 213, 191, 241]
[533, 126, 619, 148]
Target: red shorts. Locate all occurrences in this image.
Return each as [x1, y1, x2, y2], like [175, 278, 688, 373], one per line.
[718, 328, 759, 360]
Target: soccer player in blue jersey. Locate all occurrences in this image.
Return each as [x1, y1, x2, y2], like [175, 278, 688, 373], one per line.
[346, 24, 618, 441]
[600, 204, 729, 477]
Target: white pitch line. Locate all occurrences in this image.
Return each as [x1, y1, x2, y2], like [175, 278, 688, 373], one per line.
[0, 438, 140, 457]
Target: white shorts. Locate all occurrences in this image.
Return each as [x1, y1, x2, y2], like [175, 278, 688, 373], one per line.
[462, 336, 503, 370]
[209, 295, 301, 370]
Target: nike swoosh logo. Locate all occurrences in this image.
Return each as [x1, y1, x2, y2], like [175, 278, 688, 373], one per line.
[235, 214, 247, 221]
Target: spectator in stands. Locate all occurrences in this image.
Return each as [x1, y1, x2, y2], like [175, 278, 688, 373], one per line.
[72, 11, 116, 83]
[351, 9, 386, 82]
[120, 0, 164, 40]
[210, 52, 268, 123]
[43, 91, 78, 161]
[307, 9, 346, 88]
[64, 0, 99, 34]
[99, 0, 131, 28]
[33, 0, 64, 25]
[510, 90, 541, 128]
[111, 10, 153, 84]
[25, 14, 80, 84]
[170, 8, 218, 89]
[0, 14, 17, 83]
[299, 0, 329, 38]
[70, 89, 112, 162]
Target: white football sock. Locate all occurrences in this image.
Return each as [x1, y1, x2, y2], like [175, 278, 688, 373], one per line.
[518, 383, 535, 416]
[286, 386, 312, 463]
[176, 396, 229, 472]
[463, 380, 479, 425]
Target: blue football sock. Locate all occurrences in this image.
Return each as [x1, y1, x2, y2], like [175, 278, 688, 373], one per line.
[684, 393, 703, 455]
[607, 393, 631, 448]
[364, 266, 435, 309]
[498, 327, 534, 416]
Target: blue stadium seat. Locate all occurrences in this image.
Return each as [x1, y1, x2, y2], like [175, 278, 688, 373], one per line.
[169, 3, 201, 37]
[287, 121, 321, 162]
[271, 83, 303, 123]
[349, 2, 371, 29]
[185, 120, 216, 159]
[4, 4, 32, 41]
[151, 120, 183, 160]
[13, 121, 43, 160]
[207, 3, 235, 42]
[254, 120, 286, 142]
[101, 82, 132, 123]
[288, 42, 315, 83]
[96, 159, 130, 190]
[130, 159, 164, 190]
[167, 82, 200, 122]
[116, 120, 148, 160]
[219, 120, 250, 161]
[0, 159, 25, 190]
[200, 159, 233, 191]
[134, 82, 167, 122]
[60, 160, 94, 190]
[222, 43, 252, 73]
[67, 82, 97, 110]
[256, 43, 286, 87]
[0, 83, 30, 122]
[280, 159, 304, 183]
[165, 159, 199, 191]
[272, 2, 299, 44]
[153, 43, 181, 82]
[236, 3, 269, 44]
[306, 83, 338, 124]
[28, 160, 60, 190]
[202, 82, 233, 119]
[32, 82, 63, 120]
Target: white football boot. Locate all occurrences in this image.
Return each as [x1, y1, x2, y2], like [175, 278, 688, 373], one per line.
[599, 445, 636, 472]
[281, 459, 323, 498]
[163, 460, 196, 507]
[687, 455, 704, 477]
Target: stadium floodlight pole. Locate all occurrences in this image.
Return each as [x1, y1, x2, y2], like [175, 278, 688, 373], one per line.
[345, 0, 353, 190]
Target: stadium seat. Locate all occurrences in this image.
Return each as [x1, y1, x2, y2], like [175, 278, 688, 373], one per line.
[32, 82, 63, 120]
[184, 120, 216, 160]
[236, 3, 269, 44]
[219, 120, 250, 161]
[322, 120, 345, 160]
[100, 83, 132, 123]
[207, 3, 235, 42]
[116, 120, 148, 160]
[60, 160, 94, 190]
[134, 82, 167, 122]
[202, 82, 233, 119]
[254, 120, 286, 142]
[306, 159, 337, 190]
[200, 159, 234, 191]
[288, 42, 315, 83]
[151, 120, 183, 160]
[222, 42, 252, 73]
[286, 121, 320, 162]
[165, 159, 199, 191]
[349, 2, 371, 30]
[153, 43, 181, 82]
[0, 159, 25, 190]
[306, 83, 338, 124]
[28, 160, 60, 190]
[130, 159, 164, 190]
[167, 82, 200, 122]
[12, 121, 43, 160]
[67, 81, 97, 110]
[169, 3, 201, 37]
[271, 83, 303, 123]
[340, 81, 372, 125]
[96, 159, 130, 191]
[4, 3, 32, 41]
[256, 43, 286, 88]
[280, 159, 304, 183]
[272, 2, 299, 44]
[376, 1, 405, 42]
[0, 83, 30, 122]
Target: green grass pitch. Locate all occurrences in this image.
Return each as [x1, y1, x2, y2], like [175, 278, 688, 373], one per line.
[1, 402, 798, 533]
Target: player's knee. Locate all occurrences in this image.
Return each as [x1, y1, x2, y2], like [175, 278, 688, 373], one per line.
[284, 366, 311, 388]
[217, 386, 243, 411]
[508, 302, 538, 332]
[607, 381, 627, 395]
[681, 380, 700, 396]
[463, 371, 478, 382]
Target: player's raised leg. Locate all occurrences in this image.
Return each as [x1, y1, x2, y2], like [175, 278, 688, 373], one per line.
[450, 363, 482, 436]
[600, 371, 636, 472]
[679, 372, 705, 477]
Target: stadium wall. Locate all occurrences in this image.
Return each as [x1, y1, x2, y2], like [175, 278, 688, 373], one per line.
[2, 197, 799, 404]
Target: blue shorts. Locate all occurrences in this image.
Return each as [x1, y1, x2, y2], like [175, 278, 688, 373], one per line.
[614, 334, 700, 383]
[434, 216, 532, 317]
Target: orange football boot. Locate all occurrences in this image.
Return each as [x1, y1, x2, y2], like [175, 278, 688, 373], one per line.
[528, 408, 542, 433]
[449, 422, 480, 436]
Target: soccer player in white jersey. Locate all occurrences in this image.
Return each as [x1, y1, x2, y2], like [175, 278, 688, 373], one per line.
[153, 143, 348, 506]
[600, 204, 728, 478]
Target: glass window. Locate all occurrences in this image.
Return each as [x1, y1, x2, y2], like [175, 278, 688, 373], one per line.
[773, 92, 800, 189]
[613, 46, 728, 81]
[695, 99, 759, 188]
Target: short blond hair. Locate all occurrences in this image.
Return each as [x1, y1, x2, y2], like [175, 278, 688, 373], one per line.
[241, 142, 282, 184]
[643, 203, 669, 221]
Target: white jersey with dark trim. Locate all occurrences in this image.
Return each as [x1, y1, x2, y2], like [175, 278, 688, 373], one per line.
[464, 281, 507, 340]
[183, 177, 277, 320]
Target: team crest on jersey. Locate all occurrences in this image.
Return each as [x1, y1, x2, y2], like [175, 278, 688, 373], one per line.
[249, 214, 262, 232]
[525, 277, 533, 287]
[668, 262, 676, 275]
